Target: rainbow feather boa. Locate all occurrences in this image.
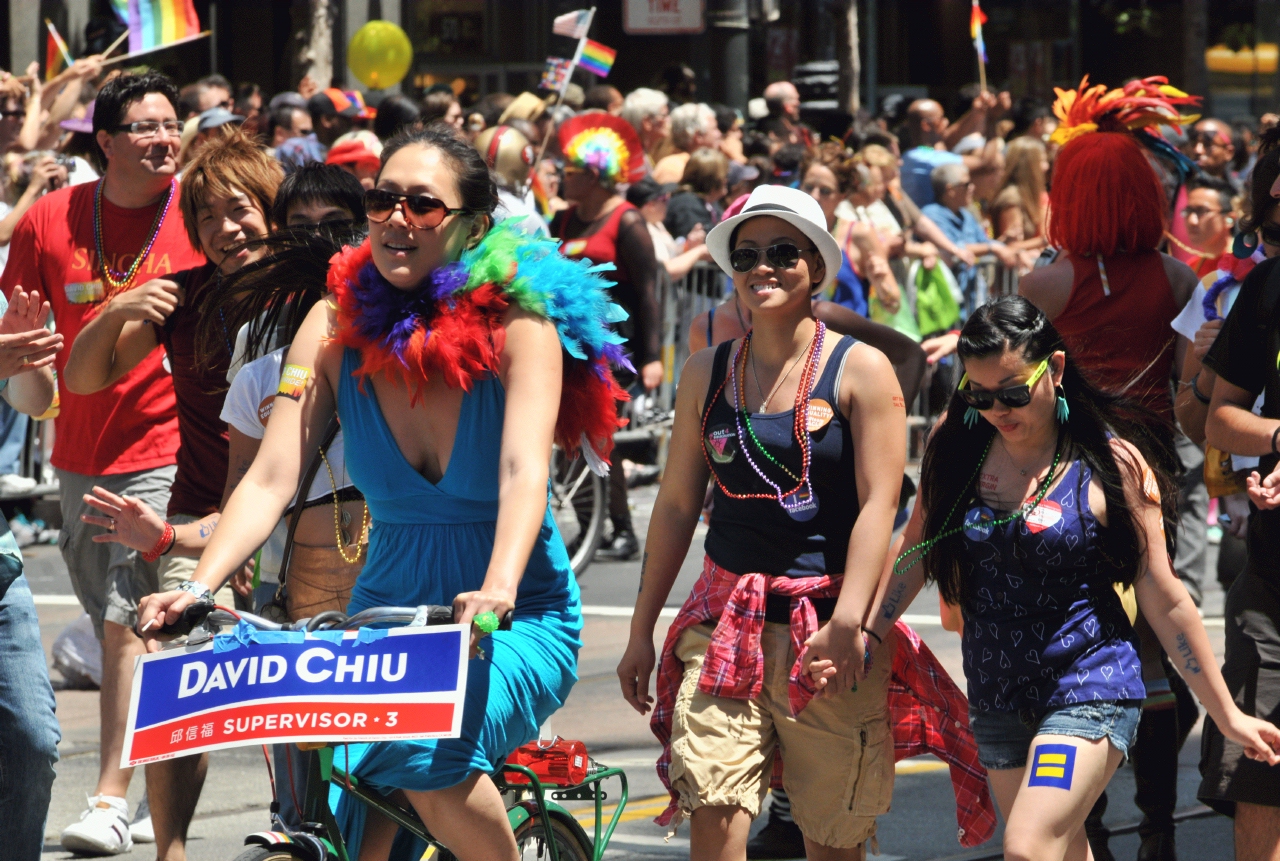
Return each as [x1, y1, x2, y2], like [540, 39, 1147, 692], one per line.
[329, 220, 632, 461]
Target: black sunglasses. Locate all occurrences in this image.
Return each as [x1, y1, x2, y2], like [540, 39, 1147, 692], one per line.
[957, 359, 1050, 410]
[728, 242, 814, 273]
[364, 189, 473, 229]
[1261, 223, 1280, 246]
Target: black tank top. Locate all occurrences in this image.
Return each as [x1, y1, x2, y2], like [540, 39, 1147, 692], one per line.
[702, 335, 861, 576]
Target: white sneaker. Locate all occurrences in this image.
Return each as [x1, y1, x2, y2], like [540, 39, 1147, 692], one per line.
[0, 474, 37, 494]
[61, 795, 133, 855]
[128, 815, 154, 843]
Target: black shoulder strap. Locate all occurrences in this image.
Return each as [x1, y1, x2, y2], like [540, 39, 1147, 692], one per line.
[277, 414, 341, 585]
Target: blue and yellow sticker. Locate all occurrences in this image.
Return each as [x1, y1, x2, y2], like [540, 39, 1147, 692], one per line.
[1027, 743, 1076, 790]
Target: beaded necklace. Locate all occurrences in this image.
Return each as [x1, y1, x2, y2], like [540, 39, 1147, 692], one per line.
[93, 179, 176, 294]
[893, 429, 1064, 576]
[698, 321, 824, 513]
[736, 325, 823, 484]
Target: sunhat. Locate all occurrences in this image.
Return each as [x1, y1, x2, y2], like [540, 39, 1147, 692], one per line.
[705, 184, 842, 291]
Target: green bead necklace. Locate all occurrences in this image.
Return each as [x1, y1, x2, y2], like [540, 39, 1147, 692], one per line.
[893, 431, 1064, 576]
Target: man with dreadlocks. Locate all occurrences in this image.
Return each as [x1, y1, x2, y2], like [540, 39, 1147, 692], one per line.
[1018, 77, 1205, 861]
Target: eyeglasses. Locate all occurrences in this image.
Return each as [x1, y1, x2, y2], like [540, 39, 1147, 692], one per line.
[1181, 206, 1223, 220]
[958, 358, 1051, 410]
[364, 189, 474, 229]
[1189, 131, 1229, 149]
[801, 182, 839, 198]
[728, 242, 814, 273]
[112, 120, 183, 138]
[1261, 222, 1280, 246]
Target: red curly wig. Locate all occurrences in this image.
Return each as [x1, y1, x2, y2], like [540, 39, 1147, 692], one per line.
[1045, 132, 1167, 257]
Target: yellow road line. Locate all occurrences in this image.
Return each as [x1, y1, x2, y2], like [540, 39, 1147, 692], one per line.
[896, 759, 949, 775]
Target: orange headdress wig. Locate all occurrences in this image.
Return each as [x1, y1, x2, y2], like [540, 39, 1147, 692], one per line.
[1046, 76, 1201, 257]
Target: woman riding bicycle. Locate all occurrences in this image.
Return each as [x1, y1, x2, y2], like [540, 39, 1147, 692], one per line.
[138, 124, 630, 861]
[861, 295, 1280, 861]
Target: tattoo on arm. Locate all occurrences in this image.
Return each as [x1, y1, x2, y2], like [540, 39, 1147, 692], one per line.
[197, 517, 219, 539]
[892, 395, 906, 408]
[638, 550, 649, 594]
[1175, 632, 1201, 674]
[882, 580, 907, 620]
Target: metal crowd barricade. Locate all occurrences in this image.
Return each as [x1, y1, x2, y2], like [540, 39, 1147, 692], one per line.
[656, 261, 727, 413]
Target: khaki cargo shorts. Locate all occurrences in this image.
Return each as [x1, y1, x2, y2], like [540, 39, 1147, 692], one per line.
[157, 514, 235, 606]
[668, 620, 896, 849]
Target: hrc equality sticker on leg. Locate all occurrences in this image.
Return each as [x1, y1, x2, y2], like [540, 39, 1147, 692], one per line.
[1026, 743, 1076, 789]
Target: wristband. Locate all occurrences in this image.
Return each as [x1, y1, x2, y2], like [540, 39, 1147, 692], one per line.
[142, 521, 175, 563]
[1272, 425, 1280, 456]
[1189, 373, 1211, 405]
[865, 629, 883, 645]
[175, 579, 213, 603]
[473, 611, 500, 635]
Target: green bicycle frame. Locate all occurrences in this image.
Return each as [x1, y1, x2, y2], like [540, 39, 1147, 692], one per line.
[295, 746, 629, 861]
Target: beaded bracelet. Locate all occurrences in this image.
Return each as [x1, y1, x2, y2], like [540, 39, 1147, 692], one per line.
[142, 521, 176, 563]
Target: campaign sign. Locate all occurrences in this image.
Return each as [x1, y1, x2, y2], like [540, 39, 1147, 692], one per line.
[121, 625, 469, 767]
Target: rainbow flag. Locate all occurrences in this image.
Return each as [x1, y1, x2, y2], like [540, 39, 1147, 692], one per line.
[579, 40, 616, 78]
[970, 0, 988, 64]
[530, 170, 552, 219]
[126, 0, 201, 53]
[45, 20, 73, 81]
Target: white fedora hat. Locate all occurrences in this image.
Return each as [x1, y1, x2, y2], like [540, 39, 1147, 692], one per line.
[706, 185, 843, 292]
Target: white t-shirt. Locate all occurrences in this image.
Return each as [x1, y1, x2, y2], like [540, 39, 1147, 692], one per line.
[1172, 277, 1262, 470]
[219, 347, 353, 503]
[647, 220, 678, 263]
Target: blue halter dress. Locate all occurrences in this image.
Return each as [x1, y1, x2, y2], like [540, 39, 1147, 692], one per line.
[330, 347, 583, 858]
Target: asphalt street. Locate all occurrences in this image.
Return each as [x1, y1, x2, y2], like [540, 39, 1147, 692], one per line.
[29, 481, 1234, 860]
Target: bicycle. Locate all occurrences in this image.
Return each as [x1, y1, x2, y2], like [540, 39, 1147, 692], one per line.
[151, 603, 628, 861]
[550, 446, 606, 578]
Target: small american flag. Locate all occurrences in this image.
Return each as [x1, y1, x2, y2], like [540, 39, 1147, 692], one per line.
[552, 9, 591, 39]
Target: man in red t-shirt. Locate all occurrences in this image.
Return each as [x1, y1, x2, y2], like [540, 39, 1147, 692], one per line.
[0, 72, 205, 858]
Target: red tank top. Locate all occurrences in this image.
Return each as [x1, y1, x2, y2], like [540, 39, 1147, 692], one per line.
[553, 201, 636, 284]
[1052, 251, 1178, 422]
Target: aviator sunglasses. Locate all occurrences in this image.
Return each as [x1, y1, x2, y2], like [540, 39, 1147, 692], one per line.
[958, 358, 1051, 410]
[729, 242, 815, 273]
[364, 189, 475, 229]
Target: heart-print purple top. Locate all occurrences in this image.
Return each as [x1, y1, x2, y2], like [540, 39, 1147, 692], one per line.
[957, 457, 1145, 712]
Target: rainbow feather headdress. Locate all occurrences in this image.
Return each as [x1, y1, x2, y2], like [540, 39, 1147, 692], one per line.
[329, 220, 631, 467]
[1050, 76, 1201, 147]
[557, 113, 647, 185]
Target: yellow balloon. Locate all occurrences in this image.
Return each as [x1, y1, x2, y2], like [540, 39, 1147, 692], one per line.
[347, 21, 413, 90]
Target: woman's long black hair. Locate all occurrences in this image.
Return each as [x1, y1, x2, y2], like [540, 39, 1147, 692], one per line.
[919, 296, 1180, 607]
[194, 222, 367, 372]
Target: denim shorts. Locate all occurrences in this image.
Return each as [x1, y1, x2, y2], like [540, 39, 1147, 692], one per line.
[968, 700, 1143, 771]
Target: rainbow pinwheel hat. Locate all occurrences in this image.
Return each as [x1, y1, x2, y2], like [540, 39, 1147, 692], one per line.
[557, 113, 647, 185]
[1050, 75, 1201, 147]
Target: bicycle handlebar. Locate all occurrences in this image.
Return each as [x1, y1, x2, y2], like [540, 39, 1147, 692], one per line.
[154, 603, 513, 638]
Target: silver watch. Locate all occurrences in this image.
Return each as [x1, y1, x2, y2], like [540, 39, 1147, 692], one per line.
[176, 580, 214, 603]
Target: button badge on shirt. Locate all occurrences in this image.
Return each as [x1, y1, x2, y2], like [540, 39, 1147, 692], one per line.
[65, 280, 104, 304]
[963, 505, 996, 541]
[705, 425, 736, 463]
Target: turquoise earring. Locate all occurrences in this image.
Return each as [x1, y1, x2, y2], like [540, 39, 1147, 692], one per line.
[964, 406, 981, 428]
[1055, 386, 1070, 424]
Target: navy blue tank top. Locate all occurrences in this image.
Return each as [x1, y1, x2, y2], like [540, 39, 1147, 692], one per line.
[959, 456, 1145, 711]
[702, 336, 860, 576]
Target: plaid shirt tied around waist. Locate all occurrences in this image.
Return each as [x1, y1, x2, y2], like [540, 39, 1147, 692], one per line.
[648, 556, 996, 848]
